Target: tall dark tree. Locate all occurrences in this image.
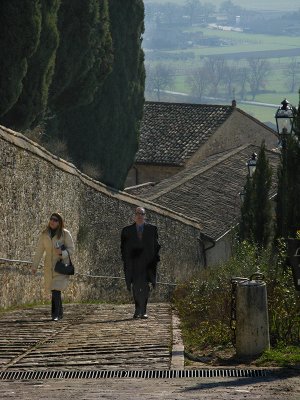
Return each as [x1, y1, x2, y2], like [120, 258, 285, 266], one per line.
[276, 94, 300, 238]
[49, 0, 112, 114]
[2, 0, 60, 130]
[239, 176, 255, 242]
[240, 143, 273, 247]
[252, 143, 273, 247]
[0, 0, 41, 118]
[51, 0, 145, 189]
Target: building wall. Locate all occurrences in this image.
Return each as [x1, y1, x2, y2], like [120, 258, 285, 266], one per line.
[205, 234, 233, 267]
[0, 126, 203, 308]
[125, 164, 182, 187]
[126, 109, 277, 185]
[187, 109, 277, 167]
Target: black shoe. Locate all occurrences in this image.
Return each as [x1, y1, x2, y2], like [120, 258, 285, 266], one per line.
[133, 314, 140, 319]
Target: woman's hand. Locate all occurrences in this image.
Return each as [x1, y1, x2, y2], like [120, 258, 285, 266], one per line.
[54, 248, 62, 256]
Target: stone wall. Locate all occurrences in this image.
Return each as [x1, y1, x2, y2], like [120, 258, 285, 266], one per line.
[0, 126, 203, 308]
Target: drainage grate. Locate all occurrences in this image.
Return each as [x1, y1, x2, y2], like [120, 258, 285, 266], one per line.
[0, 369, 271, 380]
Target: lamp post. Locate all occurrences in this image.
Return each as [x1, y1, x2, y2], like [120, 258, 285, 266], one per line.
[247, 152, 257, 177]
[275, 98, 295, 149]
[239, 153, 258, 202]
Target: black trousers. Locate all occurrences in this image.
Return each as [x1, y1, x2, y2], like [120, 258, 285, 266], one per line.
[132, 282, 150, 316]
[51, 290, 63, 319]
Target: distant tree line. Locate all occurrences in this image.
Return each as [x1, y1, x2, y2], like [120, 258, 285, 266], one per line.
[146, 56, 300, 102]
[0, 0, 145, 189]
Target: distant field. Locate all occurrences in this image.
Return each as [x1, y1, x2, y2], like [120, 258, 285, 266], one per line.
[165, 28, 300, 57]
[144, 0, 300, 12]
[143, 1, 300, 123]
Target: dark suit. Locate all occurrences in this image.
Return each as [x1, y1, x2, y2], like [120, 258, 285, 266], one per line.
[121, 222, 160, 316]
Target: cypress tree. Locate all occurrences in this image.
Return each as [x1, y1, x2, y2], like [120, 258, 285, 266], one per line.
[0, 0, 41, 118]
[239, 176, 255, 242]
[49, 0, 113, 113]
[276, 95, 300, 238]
[240, 143, 273, 247]
[2, 0, 60, 130]
[252, 142, 273, 247]
[49, 0, 145, 189]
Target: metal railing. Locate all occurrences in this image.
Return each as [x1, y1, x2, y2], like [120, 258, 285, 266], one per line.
[0, 257, 177, 287]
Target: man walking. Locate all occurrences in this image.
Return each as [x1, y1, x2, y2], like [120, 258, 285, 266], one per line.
[121, 207, 160, 319]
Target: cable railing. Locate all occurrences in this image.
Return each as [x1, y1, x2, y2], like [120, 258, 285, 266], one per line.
[0, 257, 177, 286]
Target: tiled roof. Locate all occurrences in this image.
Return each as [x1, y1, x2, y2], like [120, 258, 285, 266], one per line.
[136, 101, 234, 165]
[130, 145, 280, 240]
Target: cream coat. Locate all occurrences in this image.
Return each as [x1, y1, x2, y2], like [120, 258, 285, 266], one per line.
[32, 228, 75, 292]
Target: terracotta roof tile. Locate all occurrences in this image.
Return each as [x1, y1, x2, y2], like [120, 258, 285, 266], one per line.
[136, 101, 234, 165]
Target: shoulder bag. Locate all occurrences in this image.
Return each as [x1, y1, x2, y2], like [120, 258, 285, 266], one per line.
[54, 249, 75, 275]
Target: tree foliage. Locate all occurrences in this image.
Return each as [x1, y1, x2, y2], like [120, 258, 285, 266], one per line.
[49, 0, 113, 114]
[0, 0, 145, 189]
[239, 142, 273, 247]
[146, 63, 174, 101]
[2, 0, 60, 130]
[276, 95, 300, 238]
[247, 58, 271, 100]
[50, 0, 145, 189]
[0, 0, 41, 118]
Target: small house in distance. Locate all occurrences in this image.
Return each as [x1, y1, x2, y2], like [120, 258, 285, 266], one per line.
[125, 101, 278, 187]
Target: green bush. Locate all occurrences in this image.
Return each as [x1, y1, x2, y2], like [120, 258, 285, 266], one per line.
[173, 240, 300, 353]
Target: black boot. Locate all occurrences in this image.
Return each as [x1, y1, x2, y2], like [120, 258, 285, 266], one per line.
[51, 290, 63, 321]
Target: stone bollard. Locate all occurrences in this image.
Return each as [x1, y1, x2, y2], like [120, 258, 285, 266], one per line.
[236, 276, 270, 357]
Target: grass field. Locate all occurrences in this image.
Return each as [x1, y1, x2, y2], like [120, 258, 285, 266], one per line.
[166, 28, 300, 57]
[144, 21, 300, 123]
[144, 0, 300, 12]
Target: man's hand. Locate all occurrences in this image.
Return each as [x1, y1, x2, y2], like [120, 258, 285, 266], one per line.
[31, 267, 37, 275]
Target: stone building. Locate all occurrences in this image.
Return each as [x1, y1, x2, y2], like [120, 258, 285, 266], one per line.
[125, 101, 278, 187]
[126, 144, 280, 265]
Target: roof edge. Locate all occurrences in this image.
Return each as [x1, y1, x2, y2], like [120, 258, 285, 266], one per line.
[147, 144, 251, 201]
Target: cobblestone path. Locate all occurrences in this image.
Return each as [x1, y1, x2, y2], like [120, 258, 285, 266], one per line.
[0, 303, 171, 371]
[1, 303, 300, 400]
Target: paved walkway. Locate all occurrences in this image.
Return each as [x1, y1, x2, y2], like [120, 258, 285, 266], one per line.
[0, 303, 299, 400]
[0, 303, 171, 371]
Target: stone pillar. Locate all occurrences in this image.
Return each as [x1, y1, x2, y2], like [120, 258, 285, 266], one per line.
[236, 280, 270, 357]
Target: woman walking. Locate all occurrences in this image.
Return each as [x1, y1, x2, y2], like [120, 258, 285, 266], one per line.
[32, 213, 74, 321]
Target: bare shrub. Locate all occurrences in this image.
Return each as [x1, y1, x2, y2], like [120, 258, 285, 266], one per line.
[44, 137, 72, 162]
[23, 124, 46, 145]
[81, 162, 102, 180]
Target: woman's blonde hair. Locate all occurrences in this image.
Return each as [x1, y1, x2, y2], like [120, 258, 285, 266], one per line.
[45, 212, 65, 239]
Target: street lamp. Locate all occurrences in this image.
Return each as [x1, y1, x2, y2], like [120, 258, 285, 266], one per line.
[239, 153, 258, 202]
[247, 153, 257, 177]
[275, 98, 295, 149]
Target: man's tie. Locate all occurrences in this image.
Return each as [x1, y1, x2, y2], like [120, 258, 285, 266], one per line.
[137, 225, 143, 240]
